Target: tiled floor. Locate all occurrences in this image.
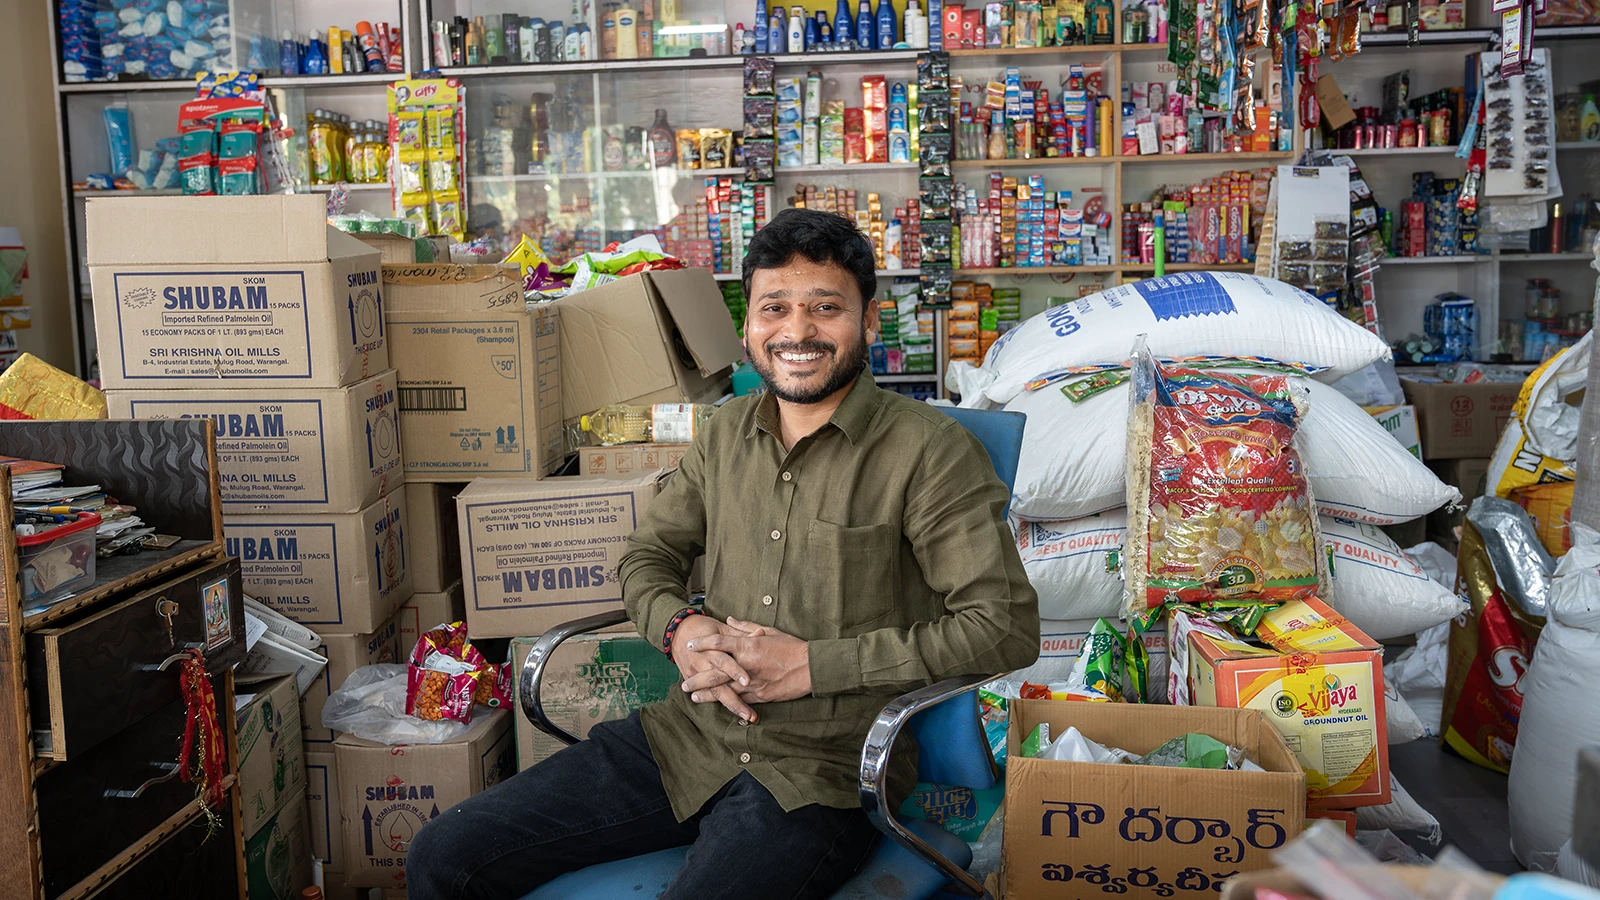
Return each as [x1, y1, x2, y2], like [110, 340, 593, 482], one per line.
[1387, 739, 1523, 875]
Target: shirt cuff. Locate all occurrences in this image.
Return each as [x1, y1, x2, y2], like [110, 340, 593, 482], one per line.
[807, 637, 863, 697]
[640, 593, 691, 652]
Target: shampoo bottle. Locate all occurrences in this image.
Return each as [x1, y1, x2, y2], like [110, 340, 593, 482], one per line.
[877, 0, 896, 48]
[755, 0, 769, 51]
[835, 0, 854, 44]
[857, 0, 875, 48]
[1582, 94, 1600, 143]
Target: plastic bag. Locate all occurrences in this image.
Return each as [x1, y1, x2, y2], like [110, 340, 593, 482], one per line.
[323, 664, 472, 745]
[1486, 333, 1589, 556]
[1039, 725, 1136, 764]
[1125, 339, 1325, 613]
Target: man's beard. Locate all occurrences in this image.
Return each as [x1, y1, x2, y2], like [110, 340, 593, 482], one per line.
[748, 331, 868, 404]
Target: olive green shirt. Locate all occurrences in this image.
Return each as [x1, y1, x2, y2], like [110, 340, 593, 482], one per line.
[619, 373, 1040, 821]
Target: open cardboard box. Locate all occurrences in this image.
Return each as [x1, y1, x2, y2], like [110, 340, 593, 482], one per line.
[1003, 701, 1306, 900]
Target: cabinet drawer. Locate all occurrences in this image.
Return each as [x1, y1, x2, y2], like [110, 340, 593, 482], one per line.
[28, 557, 244, 761]
[36, 676, 229, 897]
[92, 807, 241, 900]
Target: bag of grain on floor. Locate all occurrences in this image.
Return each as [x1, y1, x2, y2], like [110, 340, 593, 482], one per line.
[1124, 339, 1328, 618]
[1486, 332, 1589, 556]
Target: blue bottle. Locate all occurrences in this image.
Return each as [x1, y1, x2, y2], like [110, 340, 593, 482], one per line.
[769, 8, 786, 52]
[856, 0, 874, 49]
[804, 14, 818, 49]
[876, 0, 896, 48]
[303, 35, 327, 74]
[754, 0, 769, 52]
[279, 30, 300, 75]
[834, 0, 853, 44]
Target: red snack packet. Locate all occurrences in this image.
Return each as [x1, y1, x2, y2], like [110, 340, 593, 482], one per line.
[405, 621, 499, 723]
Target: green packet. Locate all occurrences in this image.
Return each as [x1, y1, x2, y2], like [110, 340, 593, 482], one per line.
[897, 781, 1006, 841]
[1020, 722, 1050, 759]
[1133, 733, 1230, 769]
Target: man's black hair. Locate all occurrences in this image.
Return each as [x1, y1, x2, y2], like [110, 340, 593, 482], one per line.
[740, 208, 878, 313]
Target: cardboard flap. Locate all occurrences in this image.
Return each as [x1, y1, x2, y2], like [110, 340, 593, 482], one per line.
[556, 289, 678, 415]
[86, 195, 332, 264]
[381, 264, 524, 311]
[646, 269, 746, 377]
[326, 225, 386, 261]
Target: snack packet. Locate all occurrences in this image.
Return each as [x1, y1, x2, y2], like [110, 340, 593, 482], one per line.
[1064, 618, 1124, 701]
[404, 621, 511, 724]
[1124, 338, 1325, 614]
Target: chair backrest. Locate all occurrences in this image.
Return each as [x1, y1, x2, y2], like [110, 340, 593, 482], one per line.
[910, 406, 1027, 790]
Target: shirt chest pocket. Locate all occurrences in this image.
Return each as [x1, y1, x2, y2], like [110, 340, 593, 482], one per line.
[806, 520, 898, 630]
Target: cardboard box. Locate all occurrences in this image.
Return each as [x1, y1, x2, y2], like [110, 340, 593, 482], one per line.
[303, 612, 405, 747]
[237, 674, 308, 836]
[382, 264, 563, 481]
[1186, 598, 1390, 809]
[577, 443, 691, 480]
[246, 787, 313, 900]
[336, 709, 515, 889]
[458, 474, 662, 639]
[109, 371, 403, 515]
[1003, 701, 1305, 900]
[1425, 456, 1491, 552]
[87, 195, 386, 389]
[554, 268, 743, 422]
[406, 482, 464, 592]
[1400, 378, 1521, 460]
[305, 749, 342, 870]
[397, 581, 466, 654]
[228, 490, 413, 633]
[1365, 404, 1421, 460]
[353, 232, 419, 264]
[510, 631, 678, 769]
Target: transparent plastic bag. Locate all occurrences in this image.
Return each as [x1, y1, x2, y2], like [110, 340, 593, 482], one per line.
[322, 663, 472, 744]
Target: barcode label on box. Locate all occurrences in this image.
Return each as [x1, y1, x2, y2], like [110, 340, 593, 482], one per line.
[401, 387, 468, 411]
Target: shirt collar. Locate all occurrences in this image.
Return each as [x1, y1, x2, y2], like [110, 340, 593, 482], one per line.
[746, 370, 883, 445]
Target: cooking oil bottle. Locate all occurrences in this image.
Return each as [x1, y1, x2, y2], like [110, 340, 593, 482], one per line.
[308, 109, 338, 184]
[580, 403, 714, 445]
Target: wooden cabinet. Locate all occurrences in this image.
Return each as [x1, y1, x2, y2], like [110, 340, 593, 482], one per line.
[0, 419, 245, 899]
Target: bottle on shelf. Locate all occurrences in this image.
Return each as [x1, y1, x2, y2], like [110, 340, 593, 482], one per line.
[755, 0, 770, 51]
[649, 108, 677, 167]
[1582, 95, 1600, 143]
[770, 5, 788, 51]
[835, 0, 854, 46]
[615, 4, 640, 58]
[581, 404, 714, 446]
[280, 30, 300, 75]
[877, 0, 896, 48]
[303, 34, 328, 74]
[856, 0, 875, 48]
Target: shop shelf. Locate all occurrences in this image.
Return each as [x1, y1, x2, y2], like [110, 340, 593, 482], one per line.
[308, 182, 392, 192]
[1378, 255, 1486, 265]
[1332, 146, 1464, 156]
[59, 72, 400, 93]
[1557, 142, 1600, 150]
[957, 265, 1120, 274]
[466, 168, 744, 183]
[712, 268, 922, 281]
[1359, 28, 1497, 45]
[71, 188, 183, 198]
[1121, 262, 1257, 272]
[776, 162, 919, 174]
[952, 155, 1112, 167]
[1497, 253, 1595, 262]
[875, 373, 940, 382]
[1121, 151, 1294, 162]
[437, 49, 919, 79]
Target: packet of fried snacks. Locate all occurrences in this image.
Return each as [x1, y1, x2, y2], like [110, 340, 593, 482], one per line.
[1123, 337, 1327, 616]
[404, 621, 512, 724]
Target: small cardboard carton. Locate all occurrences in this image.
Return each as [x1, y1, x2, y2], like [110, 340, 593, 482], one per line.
[237, 673, 308, 836]
[108, 370, 404, 515]
[510, 631, 678, 769]
[302, 612, 405, 747]
[1003, 701, 1305, 900]
[227, 490, 413, 633]
[1399, 377, 1522, 460]
[305, 749, 341, 870]
[405, 482, 464, 593]
[87, 195, 386, 389]
[397, 581, 466, 655]
[245, 787, 313, 900]
[382, 264, 564, 481]
[1185, 598, 1391, 809]
[555, 268, 743, 423]
[457, 474, 663, 639]
[577, 442, 691, 480]
[1365, 404, 1421, 460]
[336, 709, 515, 889]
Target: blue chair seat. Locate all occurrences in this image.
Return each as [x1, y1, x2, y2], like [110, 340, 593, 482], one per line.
[522, 819, 972, 900]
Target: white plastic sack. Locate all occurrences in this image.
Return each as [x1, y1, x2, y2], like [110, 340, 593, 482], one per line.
[322, 663, 472, 745]
[1012, 511, 1125, 621]
[1388, 622, 1449, 738]
[1332, 360, 1405, 407]
[1007, 378, 1459, 524]
[1355, 775, 1442, 845]
[1405, 543, 1459, 591]
[1487, 332, 1589, 505]
[1321, 517, 1467, 641]
[1558, 841, 1600, 888]
[1508, 522, 1600, 872]
[974, 272, 1390, 405]
[1384, 682, 1425, 744]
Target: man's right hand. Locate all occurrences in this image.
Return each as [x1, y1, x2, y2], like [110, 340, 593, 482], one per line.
[670, 614, 758, 723]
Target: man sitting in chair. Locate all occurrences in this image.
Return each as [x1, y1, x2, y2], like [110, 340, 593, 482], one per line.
[407, 208, 1040, 900]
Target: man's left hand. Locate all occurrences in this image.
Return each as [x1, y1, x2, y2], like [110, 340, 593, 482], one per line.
[682, 618, 812, 704]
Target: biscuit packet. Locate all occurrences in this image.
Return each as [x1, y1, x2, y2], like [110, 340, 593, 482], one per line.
[1124, 338, 1327, 616]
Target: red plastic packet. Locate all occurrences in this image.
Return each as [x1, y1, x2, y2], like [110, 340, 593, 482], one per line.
[405, 621, 507, 723]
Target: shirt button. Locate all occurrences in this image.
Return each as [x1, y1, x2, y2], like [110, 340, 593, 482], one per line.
[770, 529, 781, 540]
[740, 752, 752, 763]
[762, 595, 773, 606]
[782, 471, 792, 482]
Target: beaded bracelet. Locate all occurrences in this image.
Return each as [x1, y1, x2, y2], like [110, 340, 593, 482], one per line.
[662, 606, 705, 662]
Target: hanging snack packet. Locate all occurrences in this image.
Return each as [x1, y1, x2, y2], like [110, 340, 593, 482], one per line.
[1125, 338, 1324, 614]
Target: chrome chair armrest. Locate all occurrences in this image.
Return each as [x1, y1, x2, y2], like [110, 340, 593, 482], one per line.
[859, 671, 1008, 899]
[519, 608, 633, 745]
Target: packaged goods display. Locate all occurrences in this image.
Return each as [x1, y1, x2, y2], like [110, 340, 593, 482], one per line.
[1122, 77, 1289, 155]
[954, 173, 1112, 267]
[389, 79, 468, 240]
[953, 64, 1115, 160]
[1122, 169, 1273, 266]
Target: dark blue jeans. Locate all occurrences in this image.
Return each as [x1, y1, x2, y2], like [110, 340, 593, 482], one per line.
[405, 712, 880, 900]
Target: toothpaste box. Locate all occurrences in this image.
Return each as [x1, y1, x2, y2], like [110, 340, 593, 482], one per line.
[226, 490, 413, 634]
[107, 371, 403, 515]
[88, 195, 386, 389]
